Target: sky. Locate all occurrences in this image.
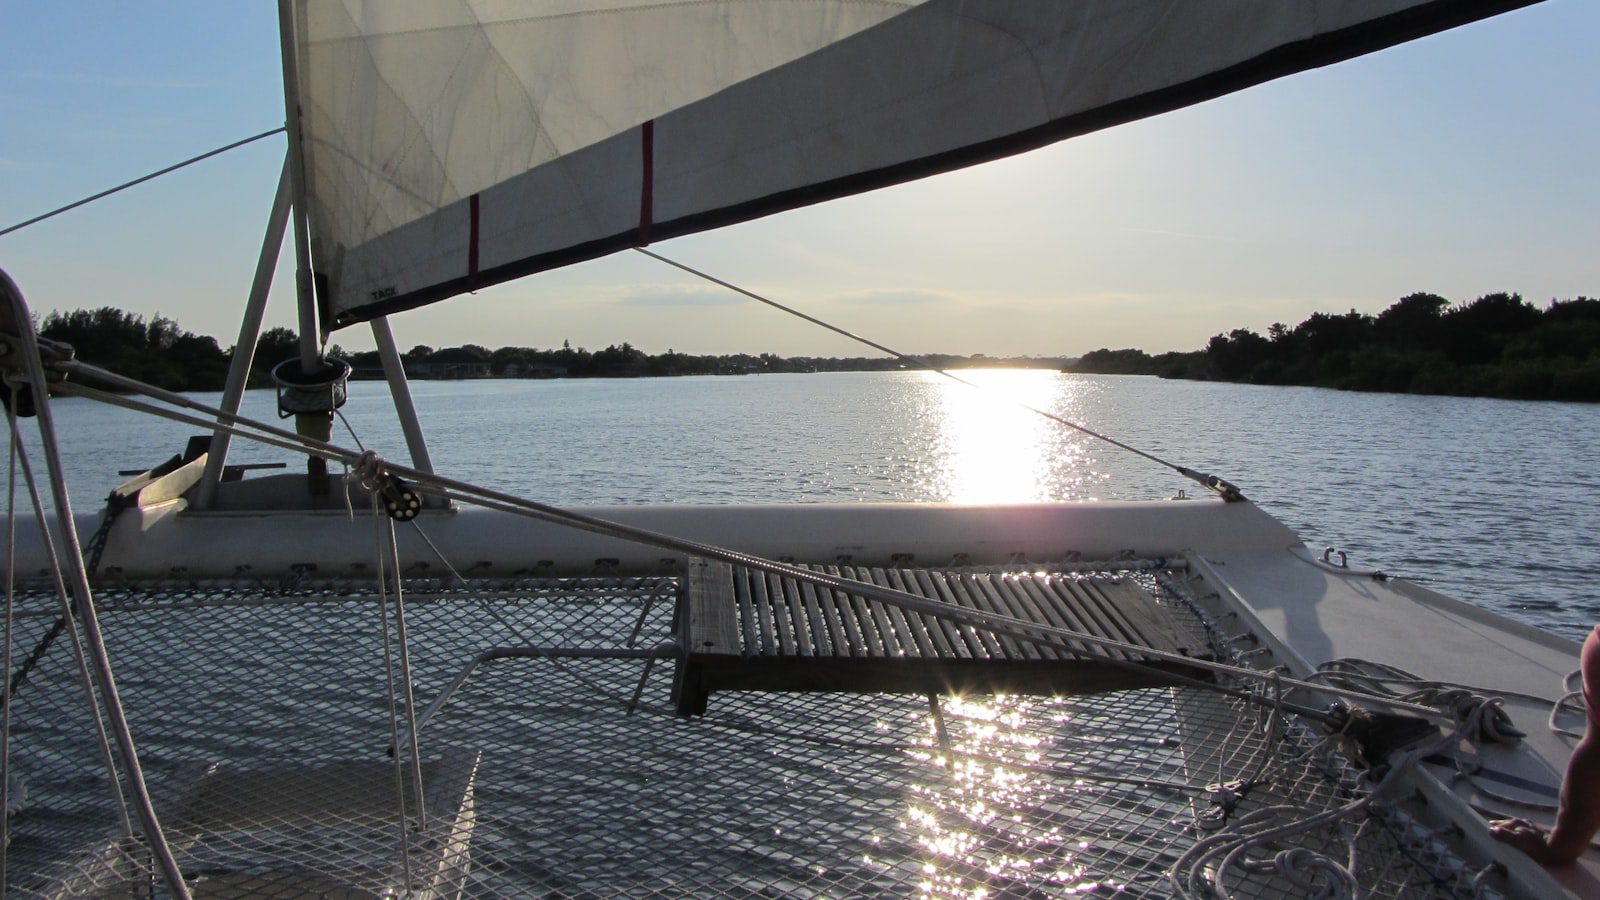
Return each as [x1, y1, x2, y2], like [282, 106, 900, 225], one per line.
[1, 2, 1596, 360]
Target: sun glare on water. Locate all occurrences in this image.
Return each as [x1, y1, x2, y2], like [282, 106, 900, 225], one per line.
[895, 694, 1115, 897]
[927, 370, 1096, 504]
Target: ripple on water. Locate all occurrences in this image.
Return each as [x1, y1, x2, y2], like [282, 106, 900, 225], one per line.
[22, 371, 1600, 639]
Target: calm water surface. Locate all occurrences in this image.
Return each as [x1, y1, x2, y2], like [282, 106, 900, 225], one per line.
[21, 371, 1600, 641]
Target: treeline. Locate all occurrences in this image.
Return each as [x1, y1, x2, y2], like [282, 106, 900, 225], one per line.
[39, 310, 317, 392]
[372, 342, 1060, 378]
[1068, 293, 1600, 402]
[34, 307, 1062, 392]
[43, 293, 1600, 402]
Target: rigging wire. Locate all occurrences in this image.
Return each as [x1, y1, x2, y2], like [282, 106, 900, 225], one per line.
[1, 391, 134, 838]
[49, 372, 1451, 724]
[634, 247, 1244, 500]
[1, 387, 16, 876]
[0, 128, 286, 239]
[0, 317, 189, 895]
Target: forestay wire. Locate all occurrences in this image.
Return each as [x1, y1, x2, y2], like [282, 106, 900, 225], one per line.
[0, 128, 286, 239]
[0, 124, 1240, 503]
[634, 248, 1245, 501]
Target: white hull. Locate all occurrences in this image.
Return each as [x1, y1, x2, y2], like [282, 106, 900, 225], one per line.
[17, 491, 1297, 581]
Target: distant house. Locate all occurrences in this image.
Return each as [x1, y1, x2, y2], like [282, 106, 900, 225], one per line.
[407, 347, 492, 379]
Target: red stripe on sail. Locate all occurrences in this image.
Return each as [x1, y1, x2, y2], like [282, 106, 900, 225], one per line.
[467, 192, 481, 289]
[638, 119, 654, 246]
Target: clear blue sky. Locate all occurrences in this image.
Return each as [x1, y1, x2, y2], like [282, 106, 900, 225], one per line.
[1, 2, 1595, 358]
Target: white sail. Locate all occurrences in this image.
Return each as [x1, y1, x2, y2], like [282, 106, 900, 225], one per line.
[293, 0, 1540, 328]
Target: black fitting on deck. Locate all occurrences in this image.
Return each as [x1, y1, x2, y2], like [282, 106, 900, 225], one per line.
[1178, 468, 1247, 502]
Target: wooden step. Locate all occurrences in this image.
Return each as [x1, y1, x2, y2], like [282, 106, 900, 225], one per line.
[674, 559, 1210, 715]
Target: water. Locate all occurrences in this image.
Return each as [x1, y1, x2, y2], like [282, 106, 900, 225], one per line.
[16, 370, 1600, 640]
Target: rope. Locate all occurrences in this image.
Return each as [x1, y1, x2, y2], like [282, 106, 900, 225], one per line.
[384, 513, 428, 832]
[0, 284, 190, 896]
[1171, 701, 1497, 899]
[1, 391, 134, 837]
[0, 128, 286, 238]
[1551, 671, 1587, 739]
[49, 375, 1459, 724]
[4, 499, 127, 713]
[1309, 658, 1536, 744]
[400, 515, 676, 712]
[370, 492, 417, 886]
[405, 503, 1218, 796]
[635, 247, 1245, 501]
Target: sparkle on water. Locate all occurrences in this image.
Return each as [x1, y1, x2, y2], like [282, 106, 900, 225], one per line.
[17, 368, 1600, 640]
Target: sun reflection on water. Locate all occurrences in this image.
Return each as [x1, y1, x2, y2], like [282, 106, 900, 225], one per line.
[925, 370, 1105, 503]
[893, 694, 1119, 896]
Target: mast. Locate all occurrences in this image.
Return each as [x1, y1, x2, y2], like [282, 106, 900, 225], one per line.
[276, 0, 319, 374]
[274, 0, 344, 492]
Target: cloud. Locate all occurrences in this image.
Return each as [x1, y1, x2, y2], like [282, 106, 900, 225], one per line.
[0, 158, 31, 170]
[614, 287, 740, 307]
[832, 289, 953, 307]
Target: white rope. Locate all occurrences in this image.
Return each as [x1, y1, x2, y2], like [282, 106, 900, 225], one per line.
[1171, 701, 1496, 899]
[1550, 669, 1588, 740]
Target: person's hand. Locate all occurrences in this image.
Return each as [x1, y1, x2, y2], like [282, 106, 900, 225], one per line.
[1490, 818, 1564, 865]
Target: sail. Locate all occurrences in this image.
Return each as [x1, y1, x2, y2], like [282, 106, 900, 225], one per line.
[293, 0, 1540, 329]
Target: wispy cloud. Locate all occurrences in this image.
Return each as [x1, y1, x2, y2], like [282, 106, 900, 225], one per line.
[833, 289, 953, 307]
[0, 158, 33, 170]
[614, 287, 740, 307]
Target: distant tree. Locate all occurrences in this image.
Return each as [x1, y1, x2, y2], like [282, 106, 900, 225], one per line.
[248, 327, 301, 387]
[40, 306, 229, 392]
[1205, 328, 1272, 381]
[1375, 292, 1448, 350]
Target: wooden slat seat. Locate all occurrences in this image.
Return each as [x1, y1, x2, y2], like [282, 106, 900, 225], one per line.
[674, 559, 1210, 715]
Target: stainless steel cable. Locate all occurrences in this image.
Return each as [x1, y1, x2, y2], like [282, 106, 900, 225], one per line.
[0, 275, 190, 897]
[369, 493, 417, 887]
[635, 247, 1244, 500]
[0, 128, 286, 238]
[2, 386, 16, 882]
[51, 375, 1453, 723]
[2, 391, 134, 838]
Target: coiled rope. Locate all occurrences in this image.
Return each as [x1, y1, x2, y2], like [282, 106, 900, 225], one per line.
[1170, 700, 1499, 899]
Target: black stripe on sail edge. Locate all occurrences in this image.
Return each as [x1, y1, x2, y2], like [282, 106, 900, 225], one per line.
[639, 119, 654, 247]
[329, 0, 1541, 330]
